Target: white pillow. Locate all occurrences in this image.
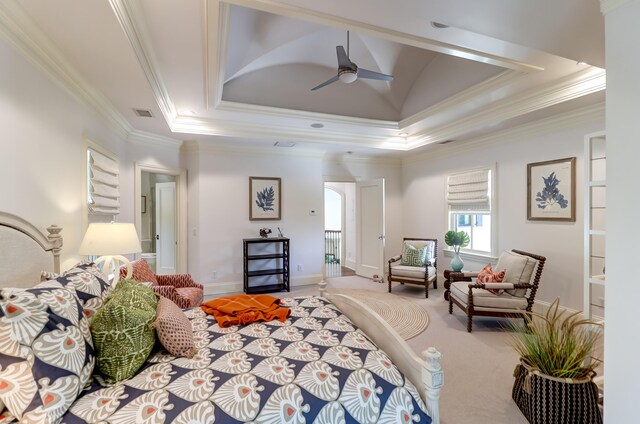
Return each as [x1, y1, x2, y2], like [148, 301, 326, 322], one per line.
[495, 251, 538, 296]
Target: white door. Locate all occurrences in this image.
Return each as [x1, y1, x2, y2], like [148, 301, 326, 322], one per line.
[155, 182, 176, 275]
[355, 179, 385, 279]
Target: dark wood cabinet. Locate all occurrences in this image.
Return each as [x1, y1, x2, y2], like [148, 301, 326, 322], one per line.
[243, 237, 290, 294]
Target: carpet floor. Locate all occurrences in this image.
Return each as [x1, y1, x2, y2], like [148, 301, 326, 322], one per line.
[284, 275, 531, 424]
[329, 288, 429, 340]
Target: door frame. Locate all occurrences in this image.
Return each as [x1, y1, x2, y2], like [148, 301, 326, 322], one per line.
[134, 163, 187, 273]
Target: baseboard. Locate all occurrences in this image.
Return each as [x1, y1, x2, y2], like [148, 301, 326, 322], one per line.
[533, 299, 604, 323]
[203, 274, 323, 296]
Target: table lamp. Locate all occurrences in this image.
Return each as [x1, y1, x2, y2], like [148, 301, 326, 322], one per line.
[78, 222, 141, 283]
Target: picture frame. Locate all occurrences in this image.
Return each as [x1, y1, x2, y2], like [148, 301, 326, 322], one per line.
[141, 195, 147, 214]
[249, 177, 281, 221]
[527, 157, 576, 222]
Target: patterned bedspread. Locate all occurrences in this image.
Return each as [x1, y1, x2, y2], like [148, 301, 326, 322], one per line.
[61, 296, 431, 423]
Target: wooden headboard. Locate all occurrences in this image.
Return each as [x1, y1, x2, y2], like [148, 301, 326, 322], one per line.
[0, 212, 63, 288]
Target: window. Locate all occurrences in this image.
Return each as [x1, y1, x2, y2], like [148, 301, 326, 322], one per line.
[447, 167, 495, 257]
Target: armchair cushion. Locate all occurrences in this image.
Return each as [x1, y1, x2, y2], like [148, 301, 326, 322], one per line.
[390, 265, 436, 280]
[156, 273, 203, 290]
[495, 251, 538, 297]
[450, 281, 529, 310]
[400, 243, 428, 267]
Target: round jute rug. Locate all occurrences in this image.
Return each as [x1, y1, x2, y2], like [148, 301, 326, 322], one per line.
[330, 289, 429, 340]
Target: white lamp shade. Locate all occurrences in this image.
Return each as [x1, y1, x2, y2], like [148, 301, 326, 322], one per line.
[79, 222, 141, 256]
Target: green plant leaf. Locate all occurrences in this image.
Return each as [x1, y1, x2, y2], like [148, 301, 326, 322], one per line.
[504, 298, 602, 379]
[444, 230, 469, 248]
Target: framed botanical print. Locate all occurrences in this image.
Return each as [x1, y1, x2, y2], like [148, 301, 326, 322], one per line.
[249, 177, 281, 221]
[527, 157, 576, 222]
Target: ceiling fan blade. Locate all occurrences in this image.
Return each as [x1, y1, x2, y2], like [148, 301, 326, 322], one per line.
[311, 74, 340, 91]
[357, 68, 394, 81]
[336, 46, 354, 69]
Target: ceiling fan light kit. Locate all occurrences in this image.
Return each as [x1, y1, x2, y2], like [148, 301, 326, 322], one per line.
[338, 69, 358, 84]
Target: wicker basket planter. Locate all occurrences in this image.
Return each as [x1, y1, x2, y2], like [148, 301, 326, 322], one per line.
[512, 360, 602, 424]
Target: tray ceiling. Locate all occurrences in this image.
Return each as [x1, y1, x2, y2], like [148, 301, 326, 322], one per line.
[3, 0, 606, 157]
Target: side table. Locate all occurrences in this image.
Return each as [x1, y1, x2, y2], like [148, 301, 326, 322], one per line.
[443, 269, 472, 301]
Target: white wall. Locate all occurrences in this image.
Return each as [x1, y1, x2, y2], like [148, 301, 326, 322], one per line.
[402, 119, 604, 311]
[183, 149, 402, 293]
[185, 147, 325, 293]
[0, 36, 181, 270]
[0, 38, 124, 269]
[603, 1, 640, 420]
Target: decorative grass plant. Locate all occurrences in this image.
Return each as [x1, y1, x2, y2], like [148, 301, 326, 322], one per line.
[506, 298, 602, 379]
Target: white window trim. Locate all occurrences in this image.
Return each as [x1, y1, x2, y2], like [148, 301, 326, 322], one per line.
[444, 164, 498, 259]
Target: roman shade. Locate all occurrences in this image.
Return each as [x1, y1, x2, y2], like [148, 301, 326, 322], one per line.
[447, 168, 490, 212]
[88, 148, 120, 215]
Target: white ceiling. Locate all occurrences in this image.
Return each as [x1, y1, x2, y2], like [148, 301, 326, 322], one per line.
[4, 0, 605, 158]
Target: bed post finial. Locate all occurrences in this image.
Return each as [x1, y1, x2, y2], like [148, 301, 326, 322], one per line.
[46, 225, 63, 274]
[422, 347, 443, 424]
[318, 279, 327, 297]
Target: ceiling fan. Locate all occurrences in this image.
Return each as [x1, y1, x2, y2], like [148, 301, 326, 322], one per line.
[311, 31, 394, 91]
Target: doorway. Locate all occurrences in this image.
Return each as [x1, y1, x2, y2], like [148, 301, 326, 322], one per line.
[135, 163, 187, 274]
[324, 182, 356, 278]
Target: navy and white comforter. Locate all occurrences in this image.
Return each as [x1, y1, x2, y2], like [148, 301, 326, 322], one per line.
[62, 296, 431, 423]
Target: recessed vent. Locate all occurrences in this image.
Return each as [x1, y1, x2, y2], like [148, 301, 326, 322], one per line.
[274, 141, 296, 147]
[134, 109, 153, 118]
[431, 21, 449, 29]
[438, 139, 455, 145]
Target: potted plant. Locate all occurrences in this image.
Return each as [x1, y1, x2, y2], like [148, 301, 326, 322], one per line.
[444, 230, 469, 272]
[508, 299, 603, 423]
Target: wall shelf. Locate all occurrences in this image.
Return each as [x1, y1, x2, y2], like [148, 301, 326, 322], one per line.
[243, 237, 290, 294]
[584, 131, 606, 321]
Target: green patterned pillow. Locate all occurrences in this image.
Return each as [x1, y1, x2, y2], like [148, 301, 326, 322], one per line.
[90, 279, 158, 381]
[400, 243, 428, 267]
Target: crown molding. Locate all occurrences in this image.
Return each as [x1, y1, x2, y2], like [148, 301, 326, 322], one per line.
[400, 70, 524, 128]
[322, 154, 402, 166]
[182, 139, 402, 164]
[600, 0, 632, 14]
[181, 139, 326, 159]
[108, 0, 177, 124]
[128, 130, 182, 149]
[403, 102, 605, 165]
[0, 1, 132, 140]
[218, 101, 399, 129]
[172, 115, 407, 150]
[176, 66, 604, 151]
[206, 0, 230, 109]
[406, 67, 606, 149]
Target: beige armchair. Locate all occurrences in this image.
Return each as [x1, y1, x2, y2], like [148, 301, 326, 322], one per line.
[388, 238, 438, 298]
[446, 249, 546, 332]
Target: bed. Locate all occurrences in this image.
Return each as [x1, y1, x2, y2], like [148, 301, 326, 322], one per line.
[0, 212, 443, 424]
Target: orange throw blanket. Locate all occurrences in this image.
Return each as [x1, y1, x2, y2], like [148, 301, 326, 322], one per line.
[201, 294, 290, 328]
